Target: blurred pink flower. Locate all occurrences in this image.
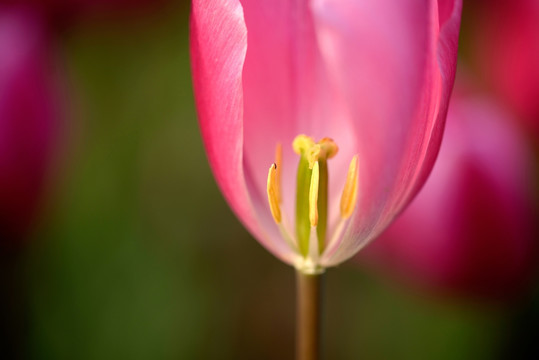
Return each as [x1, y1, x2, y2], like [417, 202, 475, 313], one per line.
[0, 6, 59, 246]
[360, 81, 537, 300]
[190, 0, 462, 271]
[470, 0, 539, 135]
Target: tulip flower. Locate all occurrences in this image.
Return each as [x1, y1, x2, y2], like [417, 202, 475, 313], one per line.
[0, 6, 59, 247]
[192, 1, 462, 358]
[360, 81, 537, 301]
[191, 0, 462, 272]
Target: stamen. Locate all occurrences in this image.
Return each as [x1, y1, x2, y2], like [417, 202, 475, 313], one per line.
[267, 163, 281, 223]
[340, 155, 359, 219]
[282, 135, 351, 263]
[275, 143, 282, 203]
[309, 161, 320, 227]
[271, 143, 298, 251]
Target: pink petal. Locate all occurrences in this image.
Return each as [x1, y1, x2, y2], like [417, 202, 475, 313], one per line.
[360, 80, 536, 300]
[319, 0, 462, 266]
[191, 0, 296, 262]
[240, 0, 358, 227]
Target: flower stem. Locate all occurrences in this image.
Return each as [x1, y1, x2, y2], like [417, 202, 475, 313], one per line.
[296, 270, 324, 360]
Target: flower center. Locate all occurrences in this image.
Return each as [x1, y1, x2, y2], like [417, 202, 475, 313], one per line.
[267, 134, 359, 271]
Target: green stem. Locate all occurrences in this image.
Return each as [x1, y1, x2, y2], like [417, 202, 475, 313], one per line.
[296, 270, 324, 360]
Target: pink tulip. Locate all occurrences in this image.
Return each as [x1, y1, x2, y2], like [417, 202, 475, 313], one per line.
[360, 81, 537, 300]
[468, 0, 539, 135]
[0, 6, 59, 246]
[191, 0, 462, 272]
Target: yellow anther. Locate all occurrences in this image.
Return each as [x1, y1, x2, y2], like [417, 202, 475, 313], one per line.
[309, 161, 320, 227]
[340, 155, 359, 219]
[319, 138, 339, 159]
[292, 134, 315, 155]
[275, 143, 282, 203]
[267, 163, 281, 223]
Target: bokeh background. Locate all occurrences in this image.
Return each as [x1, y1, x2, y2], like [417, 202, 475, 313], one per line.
[1, 1, 538, 359]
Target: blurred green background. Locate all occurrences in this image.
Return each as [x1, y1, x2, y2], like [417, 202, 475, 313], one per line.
[7, 2, 536, 359]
